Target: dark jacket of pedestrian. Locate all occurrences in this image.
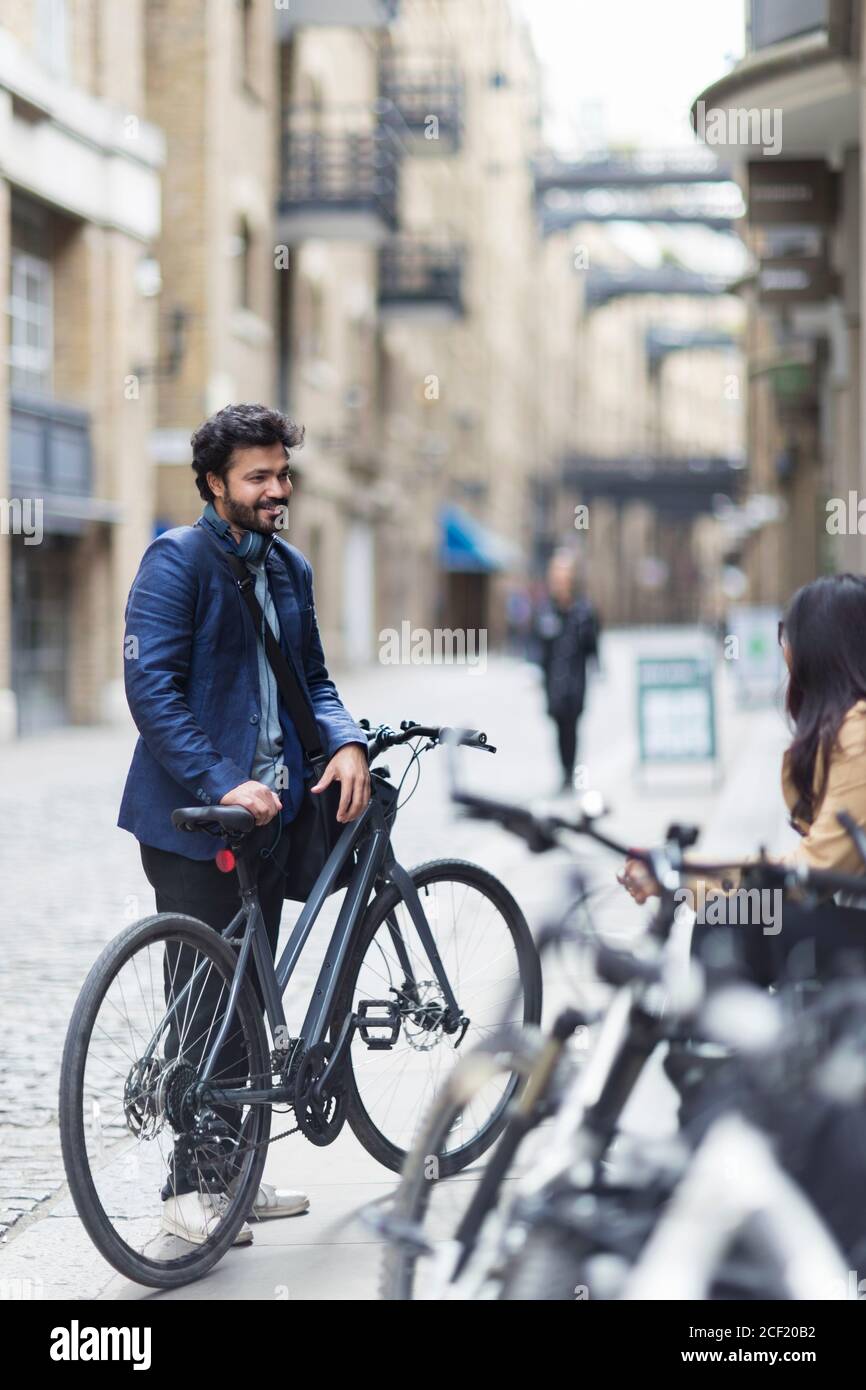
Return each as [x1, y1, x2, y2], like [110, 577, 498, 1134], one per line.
[534, 596, 600, 718]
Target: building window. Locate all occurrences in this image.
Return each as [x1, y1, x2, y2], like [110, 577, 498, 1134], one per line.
[239, 0, 255, 94]
[230, 218, 253, 312]
[8, 249, 54, 396]
[36, 0, 69, 80]
[299, 280, 325, 359]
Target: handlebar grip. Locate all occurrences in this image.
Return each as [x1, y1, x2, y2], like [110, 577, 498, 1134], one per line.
[458, 729, 495, 752]
[742, 860, 866, 901]
[809, 867, 866, 898]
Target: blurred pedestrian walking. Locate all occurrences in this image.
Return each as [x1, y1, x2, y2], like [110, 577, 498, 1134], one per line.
[533, 550, 600, 793]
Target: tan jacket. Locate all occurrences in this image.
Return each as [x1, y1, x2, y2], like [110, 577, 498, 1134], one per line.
[699, 700, 866, 893]
[780, 698, 866, 876]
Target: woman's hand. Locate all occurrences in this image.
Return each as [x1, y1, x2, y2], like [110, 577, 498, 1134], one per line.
[617, 857, 661, 904]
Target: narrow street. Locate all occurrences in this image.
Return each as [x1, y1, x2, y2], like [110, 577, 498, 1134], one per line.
[0, 633, 795, 1298]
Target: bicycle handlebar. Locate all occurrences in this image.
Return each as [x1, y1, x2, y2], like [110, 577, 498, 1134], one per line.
[361, 720, 497, 763]
[451, 788, 866, 905]
[450, 786, 655, 864]
[737, 858, 866, 901]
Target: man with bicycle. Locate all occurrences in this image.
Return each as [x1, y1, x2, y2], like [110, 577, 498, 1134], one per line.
[118, 402, 371, 1245]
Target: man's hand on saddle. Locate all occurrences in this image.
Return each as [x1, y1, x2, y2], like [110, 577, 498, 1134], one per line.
[311, 742, 372, 823]
[220, 780, 282, 825]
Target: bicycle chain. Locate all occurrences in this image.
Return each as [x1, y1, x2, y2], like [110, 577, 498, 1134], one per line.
[206, 1044, 306, 1156]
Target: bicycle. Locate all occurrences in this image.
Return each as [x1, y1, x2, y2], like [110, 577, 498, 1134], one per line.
[380, 790, 700, 1299]
[380, 787, 866, 1300]
[505, 954, 866, 1302]
[58, 721, 541, 1288]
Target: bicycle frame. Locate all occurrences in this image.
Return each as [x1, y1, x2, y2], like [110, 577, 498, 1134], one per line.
[433, 896, 687, 1295]
[620, 1113, 848, 1301]
[174, 791, 464, 1111]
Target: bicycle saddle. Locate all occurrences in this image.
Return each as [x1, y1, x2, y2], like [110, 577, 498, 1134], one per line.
[171, 806, 256, 835]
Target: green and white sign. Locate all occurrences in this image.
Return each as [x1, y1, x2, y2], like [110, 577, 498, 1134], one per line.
[637, 656, 717, 763]
[727, 606, 784, 705]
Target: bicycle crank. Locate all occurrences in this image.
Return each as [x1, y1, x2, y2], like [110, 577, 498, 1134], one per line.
[293, 1043, 347, 1147]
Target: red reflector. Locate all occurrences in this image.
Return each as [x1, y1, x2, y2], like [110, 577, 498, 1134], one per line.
[215, 848, 236, 873]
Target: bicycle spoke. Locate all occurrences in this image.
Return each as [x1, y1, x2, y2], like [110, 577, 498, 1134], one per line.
[347, 874, 529, 1163]
[71, 927, 267, 1274]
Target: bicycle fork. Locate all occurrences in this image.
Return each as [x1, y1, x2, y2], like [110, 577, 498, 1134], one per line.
[306, 858, 469, 1106]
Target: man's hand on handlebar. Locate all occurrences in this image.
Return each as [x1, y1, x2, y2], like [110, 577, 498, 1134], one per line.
[311, 742, 372, 823]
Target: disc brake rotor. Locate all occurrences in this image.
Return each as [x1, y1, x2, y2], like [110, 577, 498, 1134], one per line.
[402, 981, 449, 1052]
[123, 1056, 163, 1139]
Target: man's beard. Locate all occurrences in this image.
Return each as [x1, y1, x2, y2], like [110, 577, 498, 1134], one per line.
[222, 488, 286, 537]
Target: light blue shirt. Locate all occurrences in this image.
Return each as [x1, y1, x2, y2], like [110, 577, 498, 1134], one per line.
[245, 554, 287, 794]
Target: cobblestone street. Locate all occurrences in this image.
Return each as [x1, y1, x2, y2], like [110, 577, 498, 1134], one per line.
[0, 637, 795, 1296]
[1, 0, 860, 1335]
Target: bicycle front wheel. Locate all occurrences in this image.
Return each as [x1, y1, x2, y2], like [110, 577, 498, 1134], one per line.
[332, 859, 541, 1175]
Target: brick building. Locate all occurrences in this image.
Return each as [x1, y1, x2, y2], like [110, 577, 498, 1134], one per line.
[0, 0, 162, 736]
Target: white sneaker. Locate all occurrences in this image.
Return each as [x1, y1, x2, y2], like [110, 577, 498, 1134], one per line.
[248, 1181, 310, 1221]
[160, 1190, 253, 1246]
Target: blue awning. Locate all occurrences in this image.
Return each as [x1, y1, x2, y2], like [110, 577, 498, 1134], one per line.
[439, 503, 517, 573]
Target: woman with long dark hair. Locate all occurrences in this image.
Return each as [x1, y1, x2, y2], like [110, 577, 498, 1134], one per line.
[620, 574, 866, 983]
[779, 573, 866, 860]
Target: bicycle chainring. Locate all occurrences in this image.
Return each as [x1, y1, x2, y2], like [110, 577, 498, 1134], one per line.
[293, 1043, 347, 1147]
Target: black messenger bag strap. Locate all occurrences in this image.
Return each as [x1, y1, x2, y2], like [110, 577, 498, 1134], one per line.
[223, 550, 325, 762]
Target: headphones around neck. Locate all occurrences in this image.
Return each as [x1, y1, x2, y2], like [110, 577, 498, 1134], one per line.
[203, 500, 274, 564]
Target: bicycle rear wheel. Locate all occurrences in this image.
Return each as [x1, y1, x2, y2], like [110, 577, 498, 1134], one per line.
[59, 914, 270, 1289]
[332, 859, 541, 1176]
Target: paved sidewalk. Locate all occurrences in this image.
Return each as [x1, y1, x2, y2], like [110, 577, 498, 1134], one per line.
[0, 633, 793, 1299]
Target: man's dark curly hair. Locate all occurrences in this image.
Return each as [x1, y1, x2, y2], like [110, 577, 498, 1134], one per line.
[190, 403, 305, 502]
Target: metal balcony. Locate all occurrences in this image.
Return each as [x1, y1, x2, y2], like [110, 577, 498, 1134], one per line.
[378, 240, 464, 321]
[534, 150, 734, 196]
[645, 327, 739, 374]
[10, 394, 91, 496]
[562, 453, 746, 518]
[277, 0, 398, 34]
[278, 118, 399, 244]
[584, 267, 734, 309]
[541, 202, 739, 236]
[8, 395, 124, 534]
[379, 53, 463, 151]
[747, 0, 828, 51]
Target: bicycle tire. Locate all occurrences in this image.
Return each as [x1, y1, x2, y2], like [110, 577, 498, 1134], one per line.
[498, 1223, 593, 1300]
[381, 1024, 545, 1300]
[332, 859, 542, 1176]
[59, 913, 271, 1289]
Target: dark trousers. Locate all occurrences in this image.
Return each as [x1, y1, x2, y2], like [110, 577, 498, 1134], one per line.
[693, 899, 866, 989]
[552, 705, 583, 782]
[140, 821, 291, 1197]
[670, 900, 866, 1130]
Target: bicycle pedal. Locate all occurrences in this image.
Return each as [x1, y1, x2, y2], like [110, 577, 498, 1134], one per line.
[355, 999, 401, 1050]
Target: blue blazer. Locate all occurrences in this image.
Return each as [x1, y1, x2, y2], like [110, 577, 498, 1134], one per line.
[118, 518, 367, 859]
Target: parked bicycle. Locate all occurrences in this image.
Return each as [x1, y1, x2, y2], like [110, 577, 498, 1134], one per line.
[59, 721, 541, 1289]
[380, 785, 866, 1300]
[380, 789, 698, 1298]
